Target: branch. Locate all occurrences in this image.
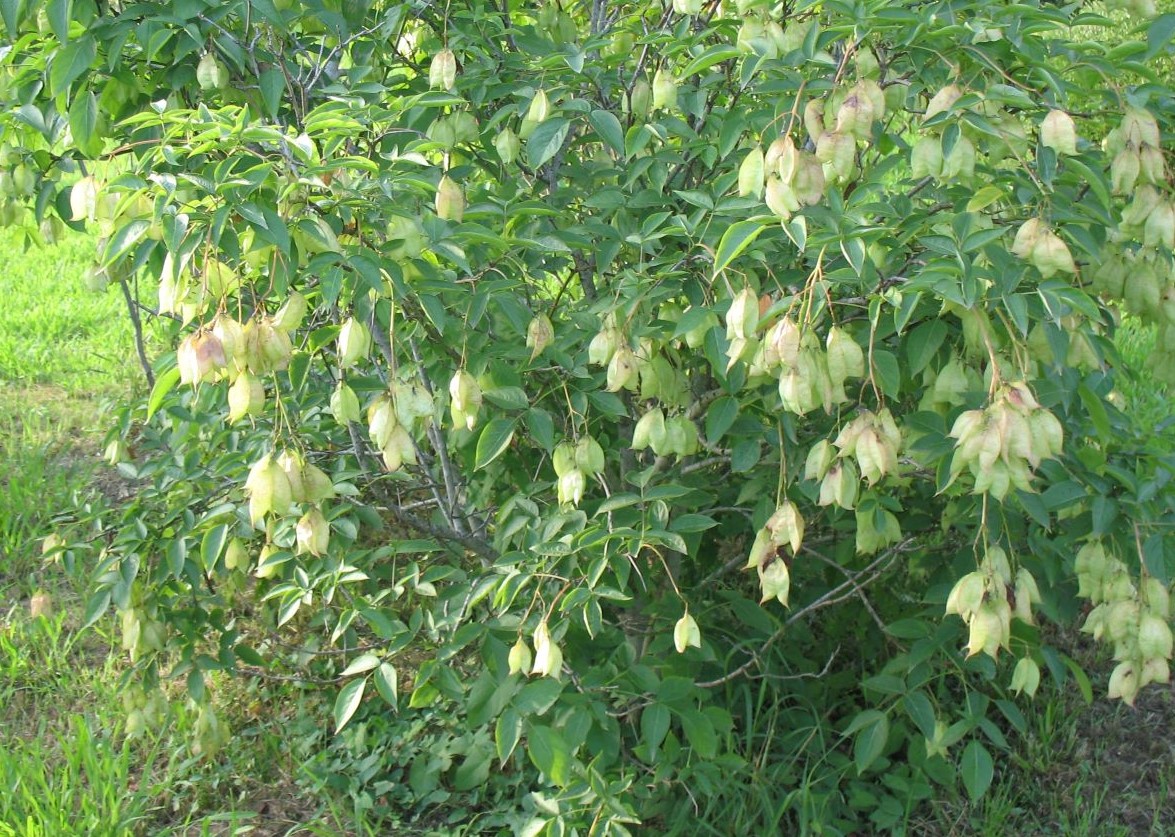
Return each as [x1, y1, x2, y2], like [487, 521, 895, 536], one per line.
[409, 337, 476, 537]
[500, 0, 518, 51]
[694, 537, 914, 688]
[346, 421, 498, 561]
[572, 251, 598, 300]
[802, 543, 888, 633]
[117, 275, 154, 387]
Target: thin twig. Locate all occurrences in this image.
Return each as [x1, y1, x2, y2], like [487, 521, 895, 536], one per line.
[347, 421, 497, 560]
[802, 544, 888, 633]
[117, 276, 154, 387]
[695, 538, 913, 688]
[409, 337, 473, 536]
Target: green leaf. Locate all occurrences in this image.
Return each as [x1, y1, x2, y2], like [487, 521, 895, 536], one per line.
[1146, 13, 1175, 59]
[199, 524, 227, 572]
[374, 662, 399, 709]
[1077, 383, 1111, 439]
[1063, 157, 1112, 214]
[514, 678, 563, 715]
[526, 117, 571, 170]
[670, 513, 717, 533]
[49, 36, 96, 97]
[730, 438, 761, 473]
[713, 217, 770, 277]
[236, 644, 265, 666]
[526, 724, 571, 786]
[871, 350, 901, 398]
[496, 707, 522, 765]
[102, 220, 150, 265]
[68, 90, 102, 158]
[705, 395, 738, 443]
[81, 588, 111, 630]
[841, 237, 866, 277]
[646, 528, 688, 554]
[475, 418, 516, 470]
[483, 385, 529, 411]
[187, 670, 205, 703]
[1062, 654, 1093, 705]
[454, 746, 492, 791]
[527, 408, 555, 451]
[679, 708, 717, 758]
[681, 45, 740, 78]
[287, 350, 311, 392]
[966, 185, 1003, 212]
[903, 691, 936, 739]
[0, 0, 20, 37]
[852, 710, 889, 774]
[340, 653, 381, 677]
[905, 320, 947, 376]
[588, 109, 625, 158]
[333, 677, 366, 734]
[47, 0, 72, 42]
[640, 703, 670, 760]
[146, 366, 181, 421]
[260, 67, 285, 119]
[959, 740, 994, 802]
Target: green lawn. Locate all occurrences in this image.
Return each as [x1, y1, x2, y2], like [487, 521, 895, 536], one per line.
[0, 228, 361, 835]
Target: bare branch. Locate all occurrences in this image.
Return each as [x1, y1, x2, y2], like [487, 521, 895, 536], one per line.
[695, 538, 914, 688]
[346, 420, 497, 561]
[117, 275, 154, 387]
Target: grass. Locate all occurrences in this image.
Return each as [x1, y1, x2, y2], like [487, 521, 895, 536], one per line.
[1113, 315, 1173, 440]
[0, 225, 138, 600]
[926, 635, 1175, 835]
[0, 226, 366, 835]
[0, 613, 170, 835]
[0, 226, 134, 396]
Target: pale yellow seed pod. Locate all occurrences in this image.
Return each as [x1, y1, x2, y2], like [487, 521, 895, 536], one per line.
[910, 136, 943, 179]
[508, 638, 533, 675]
[1107, 660, 1139, 705]
[178, 331, 227, 386]
[435, 175, 465, 222]
[429, 48, 457, 90]
[1040, 109, 1078, 156]
[337, 317, 371, 368]
[272, 291, 308, 333]
[945, 571, 986, 621]
[759, 558, 790, 607]
[531, 622, 563, 679]
[245, 453, 293, 527]
[632, 407, 667, 452]
[494, 127, 521, 164]
[652, 68, 678, 112]
[526, 313, 554, 359]
[673, 610, 701, 653]
[330, 382, 361, 425]
[725, 286, 760, 341]
[1111, 147, 1140, 195]
[924, 84, 962, 122]
[526, 89, 551, 124]
[196, 52, 227, 90]
[738, 147, 765, 198]
[1010, 657, 1041, 698]
[296, 507, 330, 556]
[224, 537, 249, 571]
[449, 369, 482, 431]
[227, 372, 265, 423]
[606, 345, 639, 392]
[1011, 218, 1045, 259]
[766, 500, 804, 555]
